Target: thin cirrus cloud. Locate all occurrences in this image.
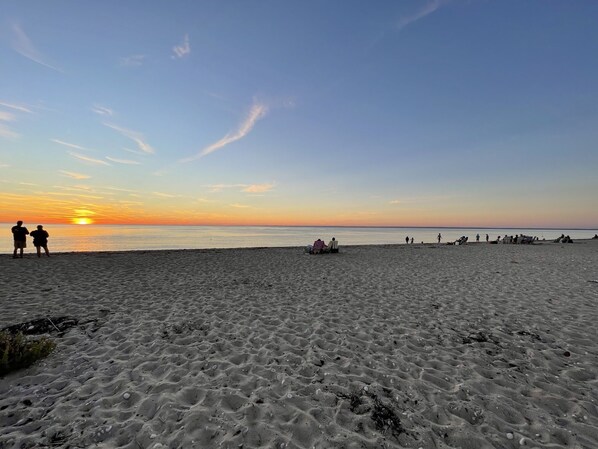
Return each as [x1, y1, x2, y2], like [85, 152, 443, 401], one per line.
[105, 156, 141, 165]
[92, 105, 114, 116]
[0, 111, 15, 122]
[68, 152, 111, 166]
[59, 170, 91, 180]
[104, 123, 156, 154]
[243, 183, 275, 193]
[172, 34, 190, 59]
[52, 139, 94, 152]
[397, 0, 446, 31]
[11, 23, 64, 73]
[120, 54, 146, 67]
[181, 102, 268, 162]
[0, 102, 33, 113]
[207, 183, 275, 194]
[0, 124, 19, 139]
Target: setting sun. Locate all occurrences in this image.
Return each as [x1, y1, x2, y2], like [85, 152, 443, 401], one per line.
[73, 217, 93, 225]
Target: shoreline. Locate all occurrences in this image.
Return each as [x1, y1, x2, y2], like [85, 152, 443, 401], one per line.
[4, 237, 597, 257]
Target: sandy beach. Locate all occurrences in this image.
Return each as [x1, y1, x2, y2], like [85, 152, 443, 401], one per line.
[1, 240, 597, 449]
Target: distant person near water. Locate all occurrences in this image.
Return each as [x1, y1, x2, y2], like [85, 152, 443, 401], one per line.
[486, 234, 489, 242]
[11, 220, 29, 259]
[30, 225, 50, 258]
[437, 233, 441, 244]
[328, 237, 339, 253]
[476, 233, 480, 242]
[410, 237, 414, 245]
[405, 236, 409, 244]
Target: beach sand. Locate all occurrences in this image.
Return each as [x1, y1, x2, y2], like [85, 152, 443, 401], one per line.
[1, 240, 597, 448]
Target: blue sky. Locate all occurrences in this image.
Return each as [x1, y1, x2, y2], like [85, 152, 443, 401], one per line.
[1, 1, 597, 227]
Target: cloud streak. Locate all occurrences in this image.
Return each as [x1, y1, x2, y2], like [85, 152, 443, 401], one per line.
[120, 54, 146, 67]
[104, 123, 156, 154]
[105, 156, 141, 165]
[11, 23, 64, 72]
[52, 139, 94, 152]
[0, 102, 32, 113]
[182, 102, 268, 162]
[172, 34, 191, 59]
[397, 0, 446, 31]
[0, 124, 19, 139]
[92, 105, 114, 116]
[68, 152, 111, 166]
[60, 170, 91, 180]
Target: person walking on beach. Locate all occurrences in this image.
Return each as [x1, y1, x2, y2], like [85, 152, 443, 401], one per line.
[486, 234, 489, 242]
[405, 236, 409, 244]
[11, 220, 29, 258]
[410, 237, 414, 245]
[437, 233, 441, 244]
[30, 225, 50, 258]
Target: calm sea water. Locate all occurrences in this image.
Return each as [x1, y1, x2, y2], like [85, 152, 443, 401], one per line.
[3, 224, 597, 253]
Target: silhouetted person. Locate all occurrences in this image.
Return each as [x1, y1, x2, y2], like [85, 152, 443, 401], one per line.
[476, 233, 480, 242]
[11, 220, 29, 258]
[405, 236, 409, 244]
[486, 234, 489, 242]
[437, 233, 441, 243]
[30, 225, 50, 258]
[410, 237, 414, 244]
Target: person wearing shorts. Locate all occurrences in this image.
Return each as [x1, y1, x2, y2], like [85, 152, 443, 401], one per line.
[11, 220, 29, 258]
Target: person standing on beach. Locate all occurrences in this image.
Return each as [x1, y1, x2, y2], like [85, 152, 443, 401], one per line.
[410, 237, 414, 244]
[405, 236, 409, 244]
[476, 233, 480, 242]
[437, 233, 441, 243]
[486, 234, 489, 242]
[11, 220, 29, 259]
[30, 225, 50, 258]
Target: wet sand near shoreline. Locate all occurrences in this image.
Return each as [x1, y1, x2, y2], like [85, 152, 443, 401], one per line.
[1, 240, 597, 448]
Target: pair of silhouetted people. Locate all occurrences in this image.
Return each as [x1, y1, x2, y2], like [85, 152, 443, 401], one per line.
[11, 221, 50, 258]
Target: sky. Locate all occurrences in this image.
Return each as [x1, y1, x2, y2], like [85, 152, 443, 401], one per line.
[1, 0, 597, 228]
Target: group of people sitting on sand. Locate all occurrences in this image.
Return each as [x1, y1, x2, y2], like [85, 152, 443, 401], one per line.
[554, 234, 574, 243]
[500, 234, 537, 244]
[307, 237, 339, 254]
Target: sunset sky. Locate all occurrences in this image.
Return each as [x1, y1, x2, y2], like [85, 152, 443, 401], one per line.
[1, 1, 597, 227]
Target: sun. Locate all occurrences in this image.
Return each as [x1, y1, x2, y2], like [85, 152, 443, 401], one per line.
[73, 217, 93, 225]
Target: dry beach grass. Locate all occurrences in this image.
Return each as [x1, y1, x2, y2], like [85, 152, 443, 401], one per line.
[1, 240, 597, 448]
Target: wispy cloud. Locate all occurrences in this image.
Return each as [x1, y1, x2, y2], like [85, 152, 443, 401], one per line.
[106, 156, 141, 165]
[92, 105, 113, 116]
[230, 203, 251, 209]
[243, 183, 276, 193]
[153, 192, 181, 198]
[68, 152, 110, 166]
[52, 139, 94, 152]
[0, 124, 19, 139]
[181, 101, 268, 162]
[397, 0, 446, 31]
[120, 54, 146, 67]
[104, 123, 156, 154]
[207, 183, 246, 193]
[0, 102, 33, 113]
[0, 106, 20, 139]
[0, 111, 15, 122]
[60, 170, 91, 180]
[172, 34, 191, 59]
[11, 23, 64, 72]
[0, 163, 11, 168]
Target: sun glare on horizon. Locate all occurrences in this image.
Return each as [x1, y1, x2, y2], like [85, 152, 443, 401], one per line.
[73, 217, 93, 225]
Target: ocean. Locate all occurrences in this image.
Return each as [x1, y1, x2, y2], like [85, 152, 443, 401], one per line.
[3, 224, 597, 253]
